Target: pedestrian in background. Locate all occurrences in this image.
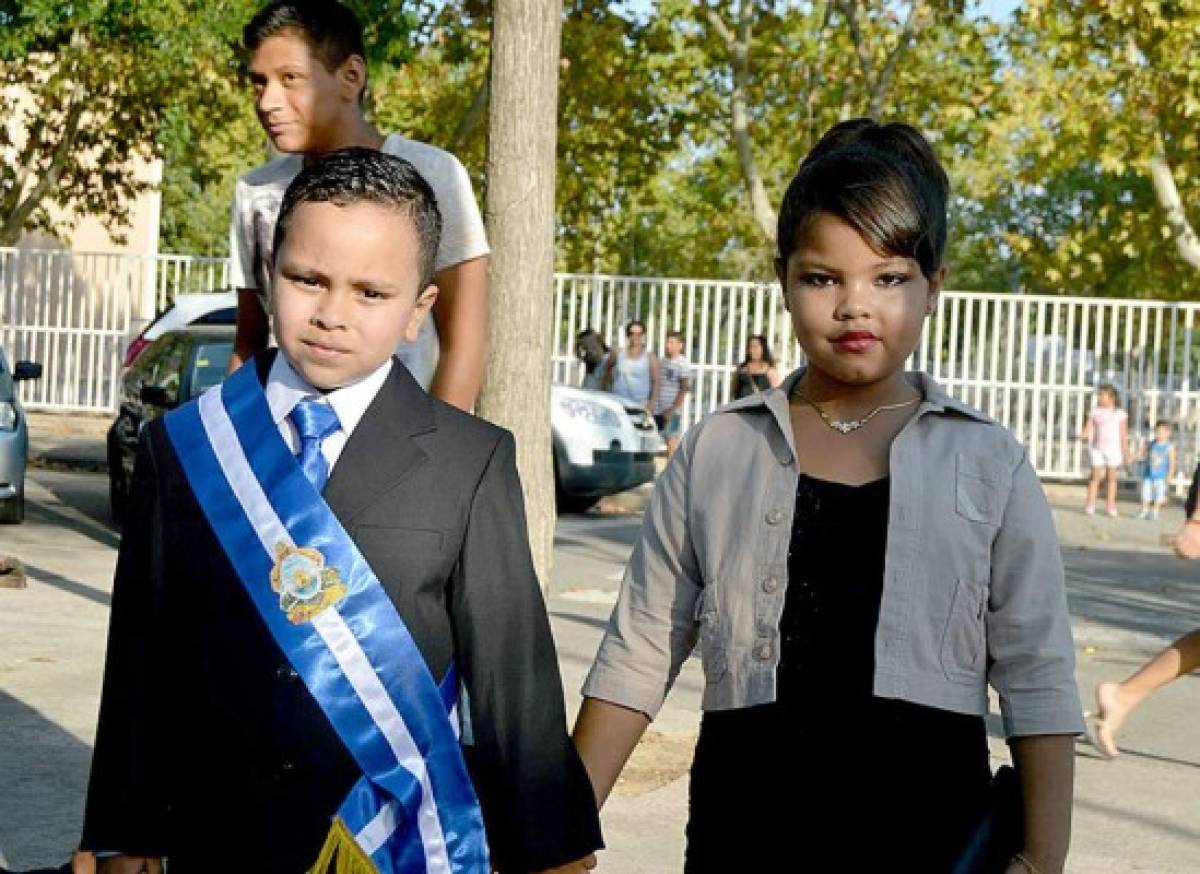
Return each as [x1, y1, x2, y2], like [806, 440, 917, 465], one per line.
[1136, 420, 1175, 520]
[575, 328, 610, 391]
[730, 333, 781, 399]
[602, 320, 660, 413]
[1082, 383, 1128, 517]
[573, 118, 1081, 874]
[654, 330, 691, 458]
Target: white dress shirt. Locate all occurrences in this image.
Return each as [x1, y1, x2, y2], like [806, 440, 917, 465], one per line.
[264, 353, 394, 476]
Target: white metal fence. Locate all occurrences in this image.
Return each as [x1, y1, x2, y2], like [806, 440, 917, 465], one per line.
[4, 252, 1199, 488]
[551, 273, 1200, 489]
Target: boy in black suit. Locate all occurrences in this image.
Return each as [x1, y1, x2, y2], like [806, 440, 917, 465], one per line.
[82, 149, 601, 873]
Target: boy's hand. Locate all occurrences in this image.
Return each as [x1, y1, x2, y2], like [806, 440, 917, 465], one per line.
[534, 854, 598, 873]
[97, 857, 163, 874]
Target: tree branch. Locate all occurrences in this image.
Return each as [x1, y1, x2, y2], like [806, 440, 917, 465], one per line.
[450, 69, 490, 153]
[869, 0, 929, 118]
[0, 94, 85, 245]
[835, 0, 875, 87]
[1149, 130, 1200, 270]
[708, 1, 777, 243]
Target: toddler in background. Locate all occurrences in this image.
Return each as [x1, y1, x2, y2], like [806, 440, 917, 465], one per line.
[1138, 420, 1176, 520]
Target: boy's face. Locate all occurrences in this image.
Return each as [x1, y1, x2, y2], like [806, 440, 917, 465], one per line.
[271, 200, 436, 390]
[248, 32, 360, 154]
[666, 336, 683, 357]
[1156, 425, 1172, 442]
[778, 212, 941, 390]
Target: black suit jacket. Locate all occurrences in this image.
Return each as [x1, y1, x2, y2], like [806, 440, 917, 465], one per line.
[82, 354, 602, 872]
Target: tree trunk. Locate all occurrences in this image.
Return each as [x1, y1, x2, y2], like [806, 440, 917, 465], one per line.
[1149, 133, 1200, 270]
[478, 0, 562, 592]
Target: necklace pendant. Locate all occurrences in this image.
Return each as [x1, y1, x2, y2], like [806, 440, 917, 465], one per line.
[830, 419, 862, 434]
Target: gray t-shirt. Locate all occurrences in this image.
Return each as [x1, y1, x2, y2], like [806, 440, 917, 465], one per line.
[228, 134, 489, 388]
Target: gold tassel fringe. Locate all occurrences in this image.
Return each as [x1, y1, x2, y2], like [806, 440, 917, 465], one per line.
[309, 817, 379, 874]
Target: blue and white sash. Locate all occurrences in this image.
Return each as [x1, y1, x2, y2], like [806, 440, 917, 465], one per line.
[163, 363, 489, 873]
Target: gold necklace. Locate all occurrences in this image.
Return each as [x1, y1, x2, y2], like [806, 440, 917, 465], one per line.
[793, 391, 920, 434]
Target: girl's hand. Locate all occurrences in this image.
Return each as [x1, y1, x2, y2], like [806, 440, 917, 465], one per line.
[1174, 523, 1200, 559]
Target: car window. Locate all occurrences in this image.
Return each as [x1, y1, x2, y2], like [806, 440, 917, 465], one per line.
[188, 341, 234, 399]
[194, 307, 237, 325]
[129, 338, 168, 383]
[151, 336, 188, 400]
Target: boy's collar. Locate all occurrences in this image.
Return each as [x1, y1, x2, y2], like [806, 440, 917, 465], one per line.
[263, 351, 393, 439]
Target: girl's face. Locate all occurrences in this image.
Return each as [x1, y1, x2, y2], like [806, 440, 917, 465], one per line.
[777, 212, 942, 391]
[1098, 390, 1116, 408]
[747, 338, 764, 362]
[626, 324, 646, 351]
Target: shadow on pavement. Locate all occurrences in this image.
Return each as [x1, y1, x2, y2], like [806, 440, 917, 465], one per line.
[21, 564, 110, 609]
[1063, 546, 1200, 641]
[25, 498, 118, 553]
[0, 691, 90, 870]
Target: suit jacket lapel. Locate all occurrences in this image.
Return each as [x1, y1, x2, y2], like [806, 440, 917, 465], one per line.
[323, 359, 436, 525]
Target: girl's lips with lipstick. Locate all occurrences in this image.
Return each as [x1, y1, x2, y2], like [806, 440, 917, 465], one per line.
[833, 331, 879, 353]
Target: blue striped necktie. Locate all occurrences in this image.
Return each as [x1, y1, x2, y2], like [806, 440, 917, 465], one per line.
[289, 399, 341, 492]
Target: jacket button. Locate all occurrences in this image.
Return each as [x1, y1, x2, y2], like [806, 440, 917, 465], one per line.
[765, 509, 784, 525]
[755, 642, 773, 661]
[762, 576, 780, 593]
[276, 665, 299, 682]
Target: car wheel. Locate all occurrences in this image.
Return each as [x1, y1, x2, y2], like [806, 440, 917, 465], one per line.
[0, 489, 24, 524]
[556, 490, 600, 514]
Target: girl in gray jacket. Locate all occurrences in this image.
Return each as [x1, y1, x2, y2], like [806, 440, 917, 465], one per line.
[573, 119, 1083, 874]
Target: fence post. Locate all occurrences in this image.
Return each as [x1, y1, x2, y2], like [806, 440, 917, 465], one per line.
[132, 254, 158, 339]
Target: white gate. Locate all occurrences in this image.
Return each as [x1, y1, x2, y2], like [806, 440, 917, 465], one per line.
[5, 252, 1199, 488]
[552, 274, 1200, 488]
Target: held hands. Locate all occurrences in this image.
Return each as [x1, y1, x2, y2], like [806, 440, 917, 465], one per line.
[96, 858, 163, 874]
[1174, 522, 1200, 559]
[534, 853, 598, 873]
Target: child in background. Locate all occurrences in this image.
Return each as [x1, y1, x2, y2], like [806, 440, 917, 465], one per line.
[1137, 420, 1176, 520]
[653, 330, 692, 458]
[1082, 384, 1128, 517]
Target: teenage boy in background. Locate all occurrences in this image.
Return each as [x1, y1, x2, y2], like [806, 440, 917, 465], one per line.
[227, 1, 489, 411]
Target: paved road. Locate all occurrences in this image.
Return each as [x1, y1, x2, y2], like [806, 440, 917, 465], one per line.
[2, 472, 1197, 871]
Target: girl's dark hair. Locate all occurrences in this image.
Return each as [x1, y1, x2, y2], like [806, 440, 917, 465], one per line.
[244, 2, 367, 96]
[1097, 383, 1121, 407]
[625, 319, 646, 337]
[740, 334, 774, 367]
[775, 119, 949, 280]
[273, 148, 443, 289]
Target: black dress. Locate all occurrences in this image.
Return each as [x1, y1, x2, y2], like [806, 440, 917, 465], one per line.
[684, 475, 992, 873]
[733, 370, 772, 399]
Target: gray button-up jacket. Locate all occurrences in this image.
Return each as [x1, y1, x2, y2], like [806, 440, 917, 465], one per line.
[583, 369, 1085, 738]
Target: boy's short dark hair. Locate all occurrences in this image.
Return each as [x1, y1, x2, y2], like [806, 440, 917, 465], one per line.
[666, 330, 685, 342]
[1155, 420, 1173, 430]
[273, 148, 443, 290]
[776, 118, 950, 280]
[244, 2, 367, 96]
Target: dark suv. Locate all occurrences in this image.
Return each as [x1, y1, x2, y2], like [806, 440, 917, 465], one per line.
[107, 327, 233, 523]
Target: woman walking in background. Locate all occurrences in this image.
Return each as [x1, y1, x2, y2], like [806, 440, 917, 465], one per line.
[730, 334, 781, 399]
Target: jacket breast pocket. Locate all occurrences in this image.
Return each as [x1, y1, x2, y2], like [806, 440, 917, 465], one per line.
[940, 577, 987, 684]
[955, 453, 1008, 526]
[353, 525, 448, 591]
[693, 586, 728, 684]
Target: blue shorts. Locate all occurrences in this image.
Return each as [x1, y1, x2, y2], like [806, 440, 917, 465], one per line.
[655, 412, 683, 438]
[1141, 477, 1168, 503]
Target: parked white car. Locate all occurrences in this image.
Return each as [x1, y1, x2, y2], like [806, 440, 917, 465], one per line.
[552, 385, 661, 513]
[122, 292, 660, 513]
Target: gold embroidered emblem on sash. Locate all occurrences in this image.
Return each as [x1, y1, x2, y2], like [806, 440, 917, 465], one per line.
[270, 543, 347, 624]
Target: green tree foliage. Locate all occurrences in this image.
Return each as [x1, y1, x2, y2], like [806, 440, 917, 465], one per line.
[0, 0, 254, 247]
[989, 0, 1200, 298]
